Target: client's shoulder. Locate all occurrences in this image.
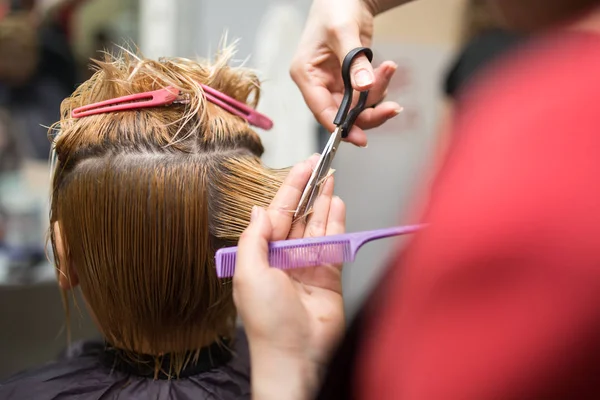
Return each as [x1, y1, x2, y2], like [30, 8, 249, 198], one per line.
[0, 334, 251, 400]
[0, 340, 106, 399]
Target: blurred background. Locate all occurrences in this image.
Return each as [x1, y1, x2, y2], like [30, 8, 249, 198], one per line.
[0, 0, 479, 379]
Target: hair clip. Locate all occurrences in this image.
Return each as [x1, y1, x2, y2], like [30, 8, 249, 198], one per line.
[199, 85, 272, 130]
[71, 84, 273, 130]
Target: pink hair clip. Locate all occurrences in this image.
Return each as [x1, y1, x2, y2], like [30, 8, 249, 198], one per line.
[71, 83, 273, 130]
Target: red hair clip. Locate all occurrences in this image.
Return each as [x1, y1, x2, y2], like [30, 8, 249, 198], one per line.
[71, 84, 273, 130]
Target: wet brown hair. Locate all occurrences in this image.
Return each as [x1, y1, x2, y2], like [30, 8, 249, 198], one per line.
[49, 47, 287, 373]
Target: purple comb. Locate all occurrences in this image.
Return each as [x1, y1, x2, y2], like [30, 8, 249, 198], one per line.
[215, 224, 426, 278]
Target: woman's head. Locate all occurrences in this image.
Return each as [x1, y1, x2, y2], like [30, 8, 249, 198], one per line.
[50, 48, 285, 361]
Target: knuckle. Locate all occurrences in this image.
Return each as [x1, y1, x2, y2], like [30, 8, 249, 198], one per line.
[305, 226, 318, 238]
[291, 160, 310, 176]
[349, 61, 369, 78]
[306, 220, 326, 237]
[326, 20, 354, 38]
[238, 229, 253, 243]
[289, 61, 301, 82]
[266, 206, 288, 219]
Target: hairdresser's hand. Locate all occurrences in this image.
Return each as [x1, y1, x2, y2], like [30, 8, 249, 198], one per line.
[290, 0, 403, 147]
[234, 157, 345, 399]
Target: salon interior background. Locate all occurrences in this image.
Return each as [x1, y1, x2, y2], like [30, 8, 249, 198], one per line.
[0, 0, 466, 378]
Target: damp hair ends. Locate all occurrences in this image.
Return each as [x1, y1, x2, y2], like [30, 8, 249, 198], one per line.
[48, 45, 287, 376]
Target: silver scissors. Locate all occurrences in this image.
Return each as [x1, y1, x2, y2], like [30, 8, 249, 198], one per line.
[294, 47, 374, 219]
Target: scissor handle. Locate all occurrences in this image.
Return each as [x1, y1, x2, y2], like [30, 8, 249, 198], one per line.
[333, 47, 374, 138]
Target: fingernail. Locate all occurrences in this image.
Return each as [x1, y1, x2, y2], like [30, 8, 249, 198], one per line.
[390, 108, 403, 118]
[385, 63, 398, 79]
[360, 144, 369, 149]
[355, 69, 373, 87]
[251, 206, 260, 222]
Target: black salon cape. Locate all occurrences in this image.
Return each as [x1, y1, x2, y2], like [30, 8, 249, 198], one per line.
[0, 329, 250, 400]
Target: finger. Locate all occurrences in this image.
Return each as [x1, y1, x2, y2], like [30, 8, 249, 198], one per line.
[344, 127, 368, 147]
[289, 175, 335, 239]
[343, 106, 398, 146]
[290, 61, 340, 133]
[301, 85, 339, 134]
[325, 196, 346, 270]
[354, 101, 403, 130]
[234, 207, 273, 282]
[365, 61, 397, 107]
[267, 154, 320, 240]
[332, 62, 400, 147]
[328, 23, 375, 91]
[329, 29, 372, 89]
[304, 175, 335, 238]
[288, 171, 333, 239]
[326, 196, 346, 236]
[349, 54, 375, 91]
[328, 90, 401, 129]
[336, 101, 402, 147]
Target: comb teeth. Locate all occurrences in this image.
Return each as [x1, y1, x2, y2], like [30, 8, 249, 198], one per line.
[215, 240, 353, 278]
[216, 250, 237, 278]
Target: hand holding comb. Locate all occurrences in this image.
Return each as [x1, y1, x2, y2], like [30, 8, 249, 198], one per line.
[215, 224, 426, 278]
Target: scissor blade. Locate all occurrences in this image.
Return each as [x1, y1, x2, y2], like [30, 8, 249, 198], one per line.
[294, 128, 342, 218]
[315, 127, 342, 177]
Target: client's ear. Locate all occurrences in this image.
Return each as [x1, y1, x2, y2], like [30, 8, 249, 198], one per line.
[52, 222, 79, 290]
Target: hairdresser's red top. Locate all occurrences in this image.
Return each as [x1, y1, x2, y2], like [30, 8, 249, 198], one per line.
[359, 31, 600, 399]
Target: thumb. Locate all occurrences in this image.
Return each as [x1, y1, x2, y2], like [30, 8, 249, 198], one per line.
[335, 31, 374, 90]
[235, 206, 273, 279]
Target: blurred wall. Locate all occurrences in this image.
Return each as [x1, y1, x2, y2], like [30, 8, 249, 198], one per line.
[73, 0, 139, 61]
[377, 0, 466, 45]
[0, 285, 98, 379]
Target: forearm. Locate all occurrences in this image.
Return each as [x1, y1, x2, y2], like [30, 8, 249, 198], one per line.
[363, 0, 415, 15]
[250, 343, 320, 400]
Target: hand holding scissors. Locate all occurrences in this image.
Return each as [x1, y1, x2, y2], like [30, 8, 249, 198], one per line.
[294, 47, 374, 219]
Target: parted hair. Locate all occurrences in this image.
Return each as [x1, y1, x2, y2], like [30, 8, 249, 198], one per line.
[49, 46, 287, 374]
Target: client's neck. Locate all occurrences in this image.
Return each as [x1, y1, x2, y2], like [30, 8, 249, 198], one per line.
[104, 337, 234, 379]
[112, 330, 225, 356]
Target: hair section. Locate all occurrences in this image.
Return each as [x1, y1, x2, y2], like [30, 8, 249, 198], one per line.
[49, 46, 286, 375]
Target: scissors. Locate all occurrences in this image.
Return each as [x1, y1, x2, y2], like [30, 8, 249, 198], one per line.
[294, 47, 374, 219]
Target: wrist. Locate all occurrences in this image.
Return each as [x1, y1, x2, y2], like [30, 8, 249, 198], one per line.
[250, 343, 320, 400]
[362, 0, 413, 16]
